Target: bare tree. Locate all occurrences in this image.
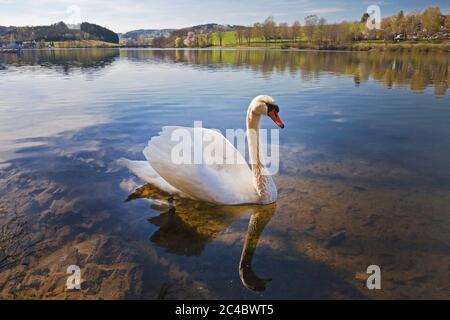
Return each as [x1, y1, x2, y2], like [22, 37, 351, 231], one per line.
[262, 16, 276, 46]
[405, 11, 420, 38]
[317, 17, 327, 43]
[235, 26, 243, 45]
[291, 20, 301, 42]
[244, 26, 252, 45]
[381, 16, 395, 40]
[252, 22, 263, 41]
[337, 22, 353, 44]
[278, 22, 289, 40]
[304, 15, 318, 42]
[217, 27, 225, 46]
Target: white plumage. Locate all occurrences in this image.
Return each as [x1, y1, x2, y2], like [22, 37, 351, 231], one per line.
[119, 95, 283, 205]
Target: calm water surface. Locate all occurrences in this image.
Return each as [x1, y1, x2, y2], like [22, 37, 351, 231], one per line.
[0, 49, 449, 299]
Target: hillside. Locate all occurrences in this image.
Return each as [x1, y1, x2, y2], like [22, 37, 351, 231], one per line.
[0, 22, 119, 44]
[80, 22, 119, 43]
[122, 24, 239, 39]
[177, 23, 236, 34]
[121, 23, 240, 46]
[0, 26, 15, 36]
[122, 23, 237, 38]
[120, 29, 175, 39]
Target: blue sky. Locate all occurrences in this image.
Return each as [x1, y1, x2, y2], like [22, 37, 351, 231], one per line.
[0, 0, 449, 33]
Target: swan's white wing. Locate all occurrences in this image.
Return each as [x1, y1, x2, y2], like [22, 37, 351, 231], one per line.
[117, 158, 189, 197]
[143, 126, 258, 204]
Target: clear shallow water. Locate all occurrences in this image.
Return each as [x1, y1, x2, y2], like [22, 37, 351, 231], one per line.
[0, 49, 449, 299]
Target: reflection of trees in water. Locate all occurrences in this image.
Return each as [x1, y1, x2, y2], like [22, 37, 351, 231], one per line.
[1, 49, 447, 95]
[0, 48, 119, 72]
[121, 49, 449, 96]
[127, 183, 276, 292]
[2, 49, 447, 95]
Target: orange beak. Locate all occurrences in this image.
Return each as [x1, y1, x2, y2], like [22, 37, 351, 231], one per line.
[268, 109, 285, 128]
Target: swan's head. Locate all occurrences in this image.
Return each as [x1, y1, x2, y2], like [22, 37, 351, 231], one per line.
[250, 95, 285, 128]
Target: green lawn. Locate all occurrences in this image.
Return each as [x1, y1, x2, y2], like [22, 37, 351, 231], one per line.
[209, 30, 449, 51]
[211, 31, 236, 46]
[210, 30, 305, 48]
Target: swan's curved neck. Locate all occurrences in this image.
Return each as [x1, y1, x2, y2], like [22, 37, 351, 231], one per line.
[246, 107, 267, 198]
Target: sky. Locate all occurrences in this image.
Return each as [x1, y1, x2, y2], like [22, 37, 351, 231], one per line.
[0, 0, 449, 33]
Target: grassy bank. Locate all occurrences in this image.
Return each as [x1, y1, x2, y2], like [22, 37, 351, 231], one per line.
[26, 38, 450, 52]
[210, 31, 236, 46]
[352, 41, 450, 52]
[208, 37, 450, 52]
[51, 40, 119, 48]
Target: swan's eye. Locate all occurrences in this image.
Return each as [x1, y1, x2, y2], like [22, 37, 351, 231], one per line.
[267, 103, 279, 114]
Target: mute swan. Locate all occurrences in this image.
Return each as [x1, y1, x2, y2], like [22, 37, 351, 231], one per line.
[119, 95, 284, 205]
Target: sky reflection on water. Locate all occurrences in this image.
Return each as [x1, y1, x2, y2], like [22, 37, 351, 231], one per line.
[0, 49, 449, 299]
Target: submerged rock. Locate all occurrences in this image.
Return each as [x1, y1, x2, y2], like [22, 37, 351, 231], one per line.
[324, 230, 346, 248]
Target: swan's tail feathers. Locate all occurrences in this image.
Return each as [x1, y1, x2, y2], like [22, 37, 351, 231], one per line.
[117, 158, 153, 182]
[117, 158, 184, 196]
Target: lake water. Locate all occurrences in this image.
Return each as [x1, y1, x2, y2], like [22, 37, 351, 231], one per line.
[0, 49, 449, 299]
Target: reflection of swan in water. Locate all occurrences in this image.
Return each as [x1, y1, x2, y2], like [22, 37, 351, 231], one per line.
[239, 204, 275, 292]
[126, 184, 275, 291]
[120, 95, 284, 204]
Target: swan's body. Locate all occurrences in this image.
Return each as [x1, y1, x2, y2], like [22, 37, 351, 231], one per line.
[120, 95, 284, 205]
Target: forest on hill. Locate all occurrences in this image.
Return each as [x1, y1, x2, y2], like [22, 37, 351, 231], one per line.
[0, 22, 119, 44]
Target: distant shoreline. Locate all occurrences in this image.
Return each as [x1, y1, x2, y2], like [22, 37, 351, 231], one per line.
[3, 41, 449, 53]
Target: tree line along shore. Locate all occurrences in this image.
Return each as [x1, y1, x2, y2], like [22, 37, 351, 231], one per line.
[1, 6, 449, 52]
[148, 7, 450, 51]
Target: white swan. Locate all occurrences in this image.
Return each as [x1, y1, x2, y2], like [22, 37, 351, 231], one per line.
[119, 95, 284, 205]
